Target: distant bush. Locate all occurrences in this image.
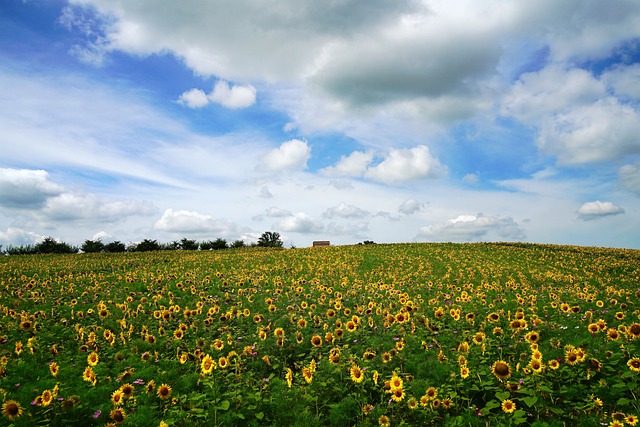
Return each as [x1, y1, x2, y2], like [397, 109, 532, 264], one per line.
[34, 237, 77, 254]
[257, 231, 283, 248]
[81, 239, 105, 253]
[104, 241, 126, 253]
[129, 239, 161, 252]
[180, 238, 199, 251]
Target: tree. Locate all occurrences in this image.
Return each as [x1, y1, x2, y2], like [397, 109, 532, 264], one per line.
[104, 241, 126, 253]
[257, 231, 283, 248]
[82, 239, 105, 253]
[130, 239, 161, 252]
[34, 237, 77, 254]
[180, 238, 199, 251]
[231, 239, 245, 248]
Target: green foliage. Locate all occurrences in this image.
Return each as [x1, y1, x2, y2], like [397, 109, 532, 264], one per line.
[0, 243, 639, 426]
[257, 231, 283, 248]
[104, 241, 126, 252]
[180, 238, 199, 251]
[81, 239, 105, 253]
[34, 236, 78, 253]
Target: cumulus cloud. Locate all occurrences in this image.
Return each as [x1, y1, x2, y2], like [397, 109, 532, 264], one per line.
[262, 139, 311, 172]
[577, 201, 625, 220]
[502, 66, 640, 164]
[325, 221, 369, 238]
[418, 214, 526, 242]
[276, 212, 324, 233]
[323, 202, 368, 219]
[619, 163, 640, 195]
[463, 173, 479, 184]
[44, 193, 157, 221]
[178, 88, 209, 108]
[0, 227, 43, 247]
[365, 145, 445, 184]
[321, 151, 374, 177]
[264, 207, 293, 217]
[398, 199, 424, 215]
[0, 168, 64, 209]
[154, 208, 246, 236]
[179, 81, 256, 109]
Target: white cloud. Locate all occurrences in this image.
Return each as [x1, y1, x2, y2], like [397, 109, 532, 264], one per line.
[0, 227, 43, 247]
[153, 208, 247, 236]
[44, 193, 157, 222]
[418, 214, 526, 242]
[208, 80, 256, 109]
[577, 201, 625, 221]
[502, 66, 640, 164]
[262, 139, 311, 172]
[264, 207, 293, 217]
[276, 212, 324, 233]
[602, 64, 640, 100]
[0, 168, 64, 209]
[178, 88, 209, 108]
[398, 199, 424, 215]
[463, 173, 479, 184]
[258, 186, 274, 198]
[321, 151, 374, 177]
[365, 145, 445, 184]
[323, 202, 368, 219]
[619, 163, 640, 195]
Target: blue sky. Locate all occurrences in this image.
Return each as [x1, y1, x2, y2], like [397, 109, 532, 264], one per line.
[1, 0, 639, 249]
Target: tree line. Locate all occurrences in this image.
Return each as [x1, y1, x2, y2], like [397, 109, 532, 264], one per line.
[1, 231, 283, 255]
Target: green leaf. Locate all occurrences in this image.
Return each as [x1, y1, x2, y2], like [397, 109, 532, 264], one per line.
[216, 400, 231, 411]
[617, 397, 631, 406]
[255, 412, 265, 420]
[496, 391, 510, 401]
[235, 413, 245, 419]
[522, 396, 538, 407]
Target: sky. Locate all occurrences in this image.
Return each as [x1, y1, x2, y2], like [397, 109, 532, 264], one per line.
[1, 0, 639, 249]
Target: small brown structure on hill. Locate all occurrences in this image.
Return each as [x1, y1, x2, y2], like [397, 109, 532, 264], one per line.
[312, 240, 330, 247]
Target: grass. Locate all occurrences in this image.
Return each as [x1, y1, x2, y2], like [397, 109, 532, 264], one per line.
[0, 242, 639, 426]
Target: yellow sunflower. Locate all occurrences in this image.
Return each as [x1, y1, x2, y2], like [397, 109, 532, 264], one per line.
[350, 365, 365, 384]
[110, 407, 126, 424]
[501, 399, 516, 413]
[1, 400, 23, 421]
[157, 383, 172, 400]
[491, 360, 512, 380]
[201, 354, 215, 375]
[111, 389, 125, 405]
[627, 358, 640, 373]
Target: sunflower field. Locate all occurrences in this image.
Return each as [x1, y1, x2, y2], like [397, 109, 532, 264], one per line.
[1, 242, 639, 426]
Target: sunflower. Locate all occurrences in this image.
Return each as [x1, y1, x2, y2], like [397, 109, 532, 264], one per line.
[391, 387, 405, 402]
[491, 360, 512, 380]
[627, 358, 640, 373]
[548, 359, 560, 370]
[608, 328, 621, 341]
[83, 366, 95, 382]
[565, 349, 580, 365]
[157, 383, 172, 400]
[389, 373, 403, 391]
[120, 383, 134, 398]
[111, 389, 125, 405]
[529, 359, 543, 373]
[302, 367, 313, 384]
[49, 361, 59, 377]
[19, 320, 33, 331]
[350, 365, 365, 384]
[442, 398, 453, 410]
[310, 335, 322, 347]
[487, 312, 500, 323]
[407, 396, 418, 410]
[41, 390, 53, 407]
[378, 415, 390, 427]
[382, 352, 392, 363]
[625, 414, 639, 426]
[501, 399, 516, 413]
[218, 356, 229, 369]
[629, 323, 640, 339]
[201, 354, 215, 375]
[1, 400, 23, 421]
[285, 368, 293, 388]
[460, 366, 470, 379]
[110, 408, 126, 424]
[525, 331, 540, 343]
[425, 386, 438, 400]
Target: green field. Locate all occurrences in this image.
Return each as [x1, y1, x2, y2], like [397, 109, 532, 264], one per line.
[1, 243, 639, 426]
